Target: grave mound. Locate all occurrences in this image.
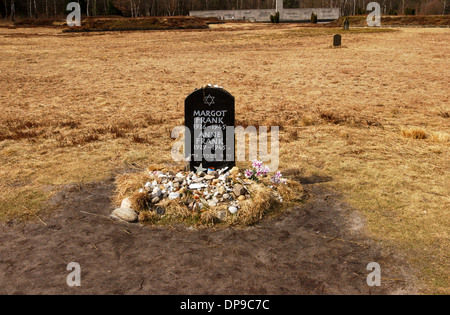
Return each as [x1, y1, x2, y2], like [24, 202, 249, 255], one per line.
[113, 164, 304, 227]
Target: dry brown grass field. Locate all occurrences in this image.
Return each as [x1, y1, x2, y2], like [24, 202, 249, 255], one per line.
[0, 23, 448, 294]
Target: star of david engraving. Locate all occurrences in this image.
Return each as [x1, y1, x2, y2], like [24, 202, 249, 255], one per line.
[194, 163, 207, 173]
[204, 94, 215, 106]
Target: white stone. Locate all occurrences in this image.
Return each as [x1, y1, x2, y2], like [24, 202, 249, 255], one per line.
[189, 183, 207, 190]
[208, 201, 217, 208]
[121, 197, 132, 209]
[228, 206, 238, 214]
[112, 208, 138, 223]
[169, 192, 181, 200]
[218, 167, 229, 175]
[218, 175, 227, 181]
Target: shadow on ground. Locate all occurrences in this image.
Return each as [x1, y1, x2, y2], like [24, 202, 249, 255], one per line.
[0, 178, 417, 294]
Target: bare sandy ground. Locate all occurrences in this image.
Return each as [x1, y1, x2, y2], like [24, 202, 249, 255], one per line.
[0, 178, 417, 295]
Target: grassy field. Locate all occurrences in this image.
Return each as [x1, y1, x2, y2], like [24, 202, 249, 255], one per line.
[0, 23, 448, 293]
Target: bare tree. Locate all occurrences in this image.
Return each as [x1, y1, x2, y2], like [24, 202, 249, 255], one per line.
[93, 0, 97, 16]
[136, 0, 141, 16]
[33, 0, 37, 18]
[4, 0, 8, 19]
[130, 0, 135, 16]
[11, 0, 15, 22]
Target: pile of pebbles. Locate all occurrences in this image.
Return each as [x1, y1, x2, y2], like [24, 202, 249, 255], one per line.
[112, 166, 264, 223]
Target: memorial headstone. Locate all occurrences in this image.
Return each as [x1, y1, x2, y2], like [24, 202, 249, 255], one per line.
[185, 86, 235, 172]
[343, 18, 350, 30]
[333, 34, 342, 47]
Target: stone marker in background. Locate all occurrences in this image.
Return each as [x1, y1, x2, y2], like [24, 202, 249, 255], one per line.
[185, 85, 235, 172]
[333, 34, 342, 47]
[343, 18, 350, 30]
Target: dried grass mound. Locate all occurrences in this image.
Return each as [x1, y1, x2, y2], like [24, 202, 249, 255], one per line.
[114, 172, 151, 205]
[230, 183, 280, 226]
[429, 132, 449, 143]
[277, 180, 304, 202]
[114, 166, 305, 228]
[401, 128, 428, 140]
[129, 192, 152, 213]
[138, 210, 160, 224]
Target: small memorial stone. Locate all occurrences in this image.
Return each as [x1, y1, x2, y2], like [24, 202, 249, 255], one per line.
[343, 18, 350, 30]
[333, 34, 342, 47]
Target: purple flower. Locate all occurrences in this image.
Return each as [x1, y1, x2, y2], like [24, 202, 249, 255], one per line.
[245, 169, 254, 178]
[271, 171, 284, 184]
[252, 160, 263, 169]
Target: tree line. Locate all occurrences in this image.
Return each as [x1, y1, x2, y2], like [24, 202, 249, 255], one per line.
[1, 0, 448, 22]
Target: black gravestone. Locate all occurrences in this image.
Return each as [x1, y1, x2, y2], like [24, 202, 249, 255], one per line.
[343, 18, 350, 30]
[185, 86, 235, 172]
[333, 34, 342, 47]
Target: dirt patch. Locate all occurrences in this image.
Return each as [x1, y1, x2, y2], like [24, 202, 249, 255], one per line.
[0, 179, 417, 294]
